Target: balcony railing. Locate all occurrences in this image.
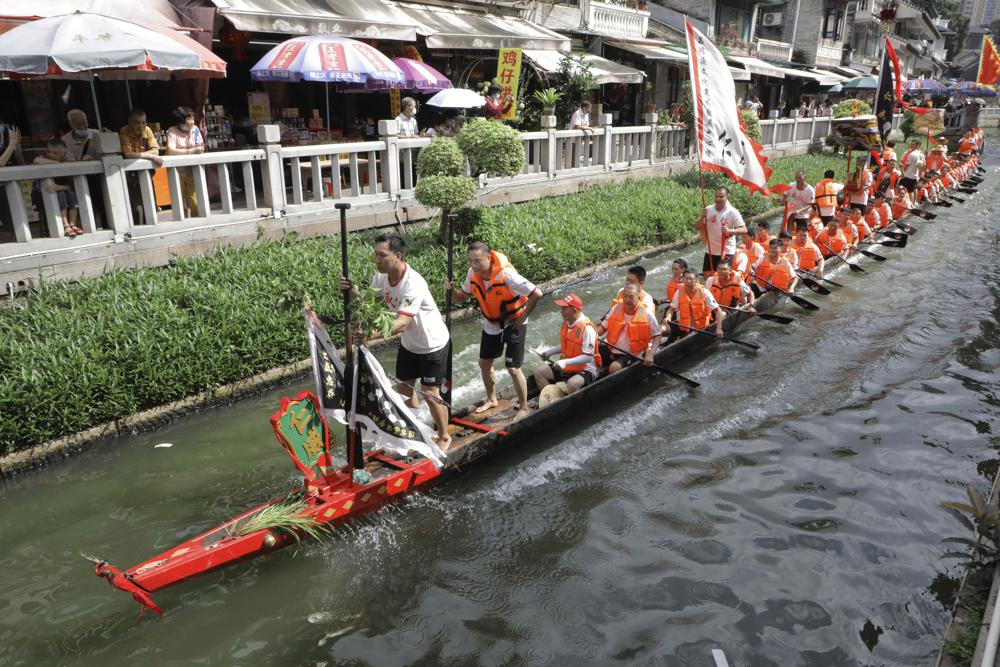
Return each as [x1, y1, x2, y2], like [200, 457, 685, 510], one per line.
[753, 37, 793, 61]
[582, 0, 649, 39]
[814, 42, 843, 66]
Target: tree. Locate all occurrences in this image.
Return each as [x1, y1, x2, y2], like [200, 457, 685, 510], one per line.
[989, 17, 1000, 45]
[552, 54, 599, 126]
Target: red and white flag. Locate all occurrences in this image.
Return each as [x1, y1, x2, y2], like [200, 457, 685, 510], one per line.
[685, 20, 771, 194]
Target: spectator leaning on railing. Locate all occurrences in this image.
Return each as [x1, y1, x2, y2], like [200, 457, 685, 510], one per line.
[165, 106, 206, 218]
[32, 138, 82, 238]
[396, 97, 419, 137]
[119, 109, 163, 224]
[62, 109, 100, 162]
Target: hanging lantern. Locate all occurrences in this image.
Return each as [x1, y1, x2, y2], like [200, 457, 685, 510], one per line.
[220, 23, 251, 61]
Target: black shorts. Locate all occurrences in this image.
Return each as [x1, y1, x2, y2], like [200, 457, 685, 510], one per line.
[610, 353, 639, 368]
[820, 214, 834, 224]
[848, 202, 866, 212]
[480, 324, 527, 368]
[396, 344, 448, 387]
[900, 177, 917, 193]
[702, 253, 735, 272]
[551, 365, 597, 386]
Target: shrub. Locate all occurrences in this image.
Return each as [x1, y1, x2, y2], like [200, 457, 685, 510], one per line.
[454, 119, 526, 177]
[414, 174, 479, 211]
[416, 138, 465, 178]
[740, 109, 762, 142]
[834, 98, 872, 118]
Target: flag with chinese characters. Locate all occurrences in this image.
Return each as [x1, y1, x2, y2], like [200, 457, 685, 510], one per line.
[305, 308, 446, 467]
[685, 20, 771, 194]
[270, 390, 333, 482]
[873, 46, 895, 144]
[978, 36, 1000, 87]
[495, 48, 522, 120]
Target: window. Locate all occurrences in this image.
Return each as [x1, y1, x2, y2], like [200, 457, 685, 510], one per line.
[822, 7, 844, 40]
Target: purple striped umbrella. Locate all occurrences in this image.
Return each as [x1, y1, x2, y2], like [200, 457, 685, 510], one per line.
[949, 81, 998, 96]
[392, 58, 452, 91]
[902, 78, 947, 93]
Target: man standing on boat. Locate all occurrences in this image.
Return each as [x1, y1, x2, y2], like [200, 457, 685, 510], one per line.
[899, 139, 925, 193]
[533, 293, 601, 395]
[447, 241, 542, 420]
[785, 169, 815, 229]
[340, 233, 452, 449]
[695, 187, 747, 278]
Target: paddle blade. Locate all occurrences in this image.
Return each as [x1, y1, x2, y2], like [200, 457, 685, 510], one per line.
[881, 230, 908, 240]
[757, 312, 794, 324]
[800, 277, 831, 295]
[880, 239, 906, 248]
[857, 248, 887, 261]
[846, 261, 867, 273]
[789, 293, 821, 310]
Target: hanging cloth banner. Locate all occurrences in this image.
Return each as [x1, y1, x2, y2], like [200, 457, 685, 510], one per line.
[872, 46, 895, 144]
[977, 36, 1000, 87]
[304, 308, 446, 467]
[495, 48, 522, 121]
[685, 20, 771, 194]
[883, 38, 928, 115]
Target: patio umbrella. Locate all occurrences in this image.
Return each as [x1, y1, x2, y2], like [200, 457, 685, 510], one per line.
[902, 78, 947, 93]
[392, 58, 452, 92]
[251, 35, 406, 130]
[841, 75, 877, 91]
[0, 12, 226, 127]
[825, 83, 843, 94]
[949, 81, 998, 96]
[425, 88, 487, 109]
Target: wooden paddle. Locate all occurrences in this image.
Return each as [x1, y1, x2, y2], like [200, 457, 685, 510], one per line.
[880, 229, 910, 241]
[751, 272, 821, 310]
[665, 321, 762, 349]
[600, 339, 700, 388]
[854, 244, 888, 261]
[867, 237, 906, 249]
[815, 238, 866, 273]
[719, 303, 794, 325]
[798, 269, 844, 288]
[943, 195, 964, 203]
[904, 207, 936, 220]
[796, 272, 832, 295]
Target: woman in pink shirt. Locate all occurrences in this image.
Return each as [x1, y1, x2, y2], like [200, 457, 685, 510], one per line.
[165, 106, 205, 218]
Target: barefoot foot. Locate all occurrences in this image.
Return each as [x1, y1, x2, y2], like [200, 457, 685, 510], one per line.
[474, 399, 499, 414]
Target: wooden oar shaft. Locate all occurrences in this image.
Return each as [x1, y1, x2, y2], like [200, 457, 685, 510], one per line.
[601, 338, 700, 387]
[667, 321, 761, 349]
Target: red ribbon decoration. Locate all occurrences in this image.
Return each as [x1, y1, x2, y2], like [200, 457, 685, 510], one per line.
[95, 562, 164, 618]
[868, 150, 883, 168]
[884, 38, 929, 115]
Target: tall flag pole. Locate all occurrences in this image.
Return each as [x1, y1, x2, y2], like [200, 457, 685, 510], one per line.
[884, 38, 928, 115]
[685, 18, 771, 195]
[977, 36, 1000, 88]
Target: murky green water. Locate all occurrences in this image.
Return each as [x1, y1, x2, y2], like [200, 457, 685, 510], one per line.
[2, 148, 999, 666]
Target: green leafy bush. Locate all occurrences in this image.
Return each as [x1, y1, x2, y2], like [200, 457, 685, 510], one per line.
[414, 175, 479, 211]
[416, 138, 465, 178]
[455, 119, 526, 177]
[833, 98, 872, 118]
[740, 109, 762, 142]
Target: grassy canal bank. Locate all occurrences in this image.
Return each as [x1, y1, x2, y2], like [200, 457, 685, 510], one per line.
[1, 152, 847, 457]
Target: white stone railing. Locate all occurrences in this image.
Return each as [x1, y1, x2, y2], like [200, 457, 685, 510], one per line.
[583, 0, 649, 39]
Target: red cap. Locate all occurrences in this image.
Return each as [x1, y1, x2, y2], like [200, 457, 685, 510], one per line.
[554, 293, 584, 309]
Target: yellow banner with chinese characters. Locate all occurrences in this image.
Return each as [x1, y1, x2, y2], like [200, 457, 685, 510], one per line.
[495, 48, 522, 120]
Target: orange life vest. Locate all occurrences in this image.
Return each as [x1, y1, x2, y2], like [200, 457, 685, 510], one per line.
[815, 178, 838, 210]
[754, 256, 795, 291]
[559, 316, 600, 372]
[840, 220, 857, 245]
[665, 275, 683, 302]
[792, 238, 822, 271]
[612, 286, 649, 307]
[892, 198, 910, 220]
[605, 303, 654, 355]
[675, 285, 713, 331]
[708, 275, 744, 308]
[744, 240, 766, 267]
[468, 251, 528, 326]
[959, 139, 973, 155]
[816, 230, 847, 257]
[877, 202, 893, 227]
[864, 210, 880, 231]
[926, 154, 944, 172]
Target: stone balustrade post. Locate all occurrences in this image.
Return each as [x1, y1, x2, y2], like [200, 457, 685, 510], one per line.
[540, 115, 558, 176]
[256, 125, 284, 217]
[644, 112, 658, 161]
[597, 113, 613, 169]
[379, 119, 401, 197]
[94, 132, 132, 238]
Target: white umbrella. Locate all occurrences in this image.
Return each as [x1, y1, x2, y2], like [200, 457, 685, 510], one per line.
[0, 12, 224, 127]
[425, 88, 487, 109]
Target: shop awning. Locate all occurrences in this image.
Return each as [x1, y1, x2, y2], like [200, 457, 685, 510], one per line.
[833, 65, 871, 78]
[394, 3, 570, 51]
[605, 40, 751, 81]
[522, 49, 644, 84]
[727, 55, 786, 78]
[211, 0, 418, 41]
[769, 65, 831, 83]
[809, 67, 850, 85]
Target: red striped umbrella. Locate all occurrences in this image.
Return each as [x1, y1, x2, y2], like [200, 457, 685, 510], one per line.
[902, 78, 946, 93]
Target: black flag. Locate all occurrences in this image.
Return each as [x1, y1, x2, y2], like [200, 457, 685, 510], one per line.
[873, 47, 895, 145]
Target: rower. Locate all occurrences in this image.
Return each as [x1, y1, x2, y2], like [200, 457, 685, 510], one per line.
[892, 185, 913, 220]
[873, 192, 893, 229]
[777, 230, 798, 269]
[740, 231, 765, 274]
[882, 140, 898, 164]
[695, 186, 747, 278]
[874, 158, 900, 197]
[611, 265, 656, 312]
[755, 220, 772, 247]
[845, 159, 873, 213]
[340, 232, 452, 448]
[837, 207, 858, 248]
[662, 270, 724, 339]
[786, 169, 815, 229]
[815, 169, 843, 223]
[849, 207, 873, 243]
[792, 221, 825, 279]
[926, 144, 946, 173]
[816, 218, 848, 258]
[598, 284, 662, 374]
[899, 139, 925, 193]
[664, 258, 688, 304]
[751, 239, 798, 296]
[863, 202, 880, 234]
[446, 241, 542, 420]
[533, 294, 601, 395]
[705, 259, 754, 310]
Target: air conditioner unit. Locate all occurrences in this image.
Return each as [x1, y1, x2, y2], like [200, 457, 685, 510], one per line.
[761, 12, 783, 26]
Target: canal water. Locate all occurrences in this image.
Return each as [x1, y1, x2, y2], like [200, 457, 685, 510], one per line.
[2, 150, 999, 666]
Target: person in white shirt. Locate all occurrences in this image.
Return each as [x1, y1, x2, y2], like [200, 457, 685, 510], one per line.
[446, 241, 542, 421]
[568, 101, 593, 132]
[695, 186, 748, 278]
[533, 293, 601, 394]
[610, 265, 656, 313]
[899, 139, 925, 192]
[846, 162, 873, 212]
[395, 97, 419, 137]
[786, 169, 815, 227]
[340, 232, 452, 448]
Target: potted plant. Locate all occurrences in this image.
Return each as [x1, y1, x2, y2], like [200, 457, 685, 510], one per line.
[532, 87, 563, 116]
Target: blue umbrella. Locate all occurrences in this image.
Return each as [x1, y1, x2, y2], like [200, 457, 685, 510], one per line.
[841, 75, 877, 90]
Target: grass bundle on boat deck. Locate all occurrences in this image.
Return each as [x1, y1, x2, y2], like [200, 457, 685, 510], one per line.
[233, 499, 329, 544]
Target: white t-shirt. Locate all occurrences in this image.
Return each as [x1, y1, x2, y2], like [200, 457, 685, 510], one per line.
[370, 265, 449, 354]
[461, 265, 538, 335]
[703, 202, 746, 256]
[600, 304, 661, 354]
[901, 149, 925, 178]
[543, 314, 599, 376]
[568, 108, 590, 130]
[395, 113, 418, 137]
[848, 170, 873, 206]
[670, 286, 720, 312]
[817, 182, 843, 217]
[787, 182, 815, 219]
[614, 286, 656, 313]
